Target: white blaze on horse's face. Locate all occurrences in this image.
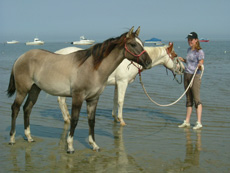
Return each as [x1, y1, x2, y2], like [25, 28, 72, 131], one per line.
[135, 38, 144, 47]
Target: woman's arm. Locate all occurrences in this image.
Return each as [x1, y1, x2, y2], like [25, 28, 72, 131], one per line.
[198, 59, 204, 70]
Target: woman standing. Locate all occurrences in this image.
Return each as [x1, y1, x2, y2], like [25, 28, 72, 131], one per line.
[178, 32, 204, 130]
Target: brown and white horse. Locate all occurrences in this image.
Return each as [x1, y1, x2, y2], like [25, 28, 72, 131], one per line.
[56, 43, 184, 126]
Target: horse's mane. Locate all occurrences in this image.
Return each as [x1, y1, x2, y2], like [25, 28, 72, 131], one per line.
[75, 31, 134, 70]
[144, 46, 167, 57]
[145, 44, 176, 60]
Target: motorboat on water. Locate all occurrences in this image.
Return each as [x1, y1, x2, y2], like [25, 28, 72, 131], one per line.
[26, 38, 44, 45]
[199, 38, 209, 42]
[6, 40, 19, 44]
[145, 37, 163, 45]
[71, 36, 95, 45]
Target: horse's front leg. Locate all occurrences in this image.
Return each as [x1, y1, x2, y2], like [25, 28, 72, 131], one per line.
[87, 98, 100, 151]
[67, 94, 83, 154]
[57, 96, 71, 124]
[117, 81, 128, 126]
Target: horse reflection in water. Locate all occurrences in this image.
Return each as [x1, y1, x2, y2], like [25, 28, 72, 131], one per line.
[8, 124, 143, 172]
[56, 43, 184, 126]
[7, 27, 152, 153]
[57, 124, 143, 172]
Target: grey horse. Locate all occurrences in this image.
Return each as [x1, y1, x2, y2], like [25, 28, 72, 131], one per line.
[7, 26, 152, 153]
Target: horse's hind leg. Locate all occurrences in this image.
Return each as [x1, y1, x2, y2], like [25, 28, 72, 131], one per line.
[87, 99, 100, 152]
[57, 96, 71, 124]
[112, 84, 119, 122]
[112, 82, 128, 126]
[23, 84, 41, 142]
[117, 81, 128, 126]
[9, 92, 27, 144]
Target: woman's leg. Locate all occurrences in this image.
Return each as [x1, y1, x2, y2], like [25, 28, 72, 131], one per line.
[186, 106, 193, 123]
[196, 104, 202, 123]
[184, 73, 193, 123]
[192, 74, 202, 124]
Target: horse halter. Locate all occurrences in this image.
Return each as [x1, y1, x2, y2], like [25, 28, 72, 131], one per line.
[124, 38, 147, 75]
[164, 46, 184, 83]
[124, 38, 147, 62]
[166, 48, 174, 60]
[124, 43, 147, 60]
[164, 45, 177, 69]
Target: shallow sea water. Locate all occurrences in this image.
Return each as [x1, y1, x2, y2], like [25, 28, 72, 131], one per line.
[0, 41, 230, 172]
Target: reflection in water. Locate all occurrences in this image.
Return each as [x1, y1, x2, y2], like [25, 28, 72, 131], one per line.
[9, 139, 34, 172]
[58, 123, 74, 169]
[8, 123, 143, 172]
[56, 123, 143, 172]
[9, 146, 20, 171]
[7, 122, 203, 172]
[113, 126, 129, 166]
[25, 145, 33, 171]
[181, 128, 202, 171]
[110, 125, 144, 172]
[6, 116, 202, 172]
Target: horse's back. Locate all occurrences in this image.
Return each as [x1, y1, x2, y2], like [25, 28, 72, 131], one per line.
[13, 49, 80, 95]
[14, 49, 77, 70]
[15, 49, 57, 66]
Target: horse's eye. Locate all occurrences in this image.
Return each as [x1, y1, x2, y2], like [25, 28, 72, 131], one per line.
[130, 43, 136, 47]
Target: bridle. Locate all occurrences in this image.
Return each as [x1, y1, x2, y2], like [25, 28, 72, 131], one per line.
[164, 47, 175, 68]
[124, 43, 147, 61]
[164, 47, 184, 83]
[124, 38, 147, 75]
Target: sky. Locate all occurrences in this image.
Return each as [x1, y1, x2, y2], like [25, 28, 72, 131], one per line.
[1, 0, 230, 42]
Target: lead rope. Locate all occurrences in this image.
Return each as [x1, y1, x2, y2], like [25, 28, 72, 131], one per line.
[139, 65, 204, 107]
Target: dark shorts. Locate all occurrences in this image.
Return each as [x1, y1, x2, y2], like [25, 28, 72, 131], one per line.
[184, 73, 202, 108]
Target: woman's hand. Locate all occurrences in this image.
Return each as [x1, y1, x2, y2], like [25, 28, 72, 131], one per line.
[198, 63, 203, 70]
[178, 57, 185, 62]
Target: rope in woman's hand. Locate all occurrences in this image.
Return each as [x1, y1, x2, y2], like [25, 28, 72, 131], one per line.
[140, 65, 204, 107]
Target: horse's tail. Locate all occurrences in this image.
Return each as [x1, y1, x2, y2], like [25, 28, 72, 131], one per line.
[7, 69, 16, 97]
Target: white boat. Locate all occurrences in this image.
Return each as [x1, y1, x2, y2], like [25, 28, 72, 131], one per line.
[6, 40, 19, 44]
[26, 38, 44, 45]
[71, 36, 95, 45]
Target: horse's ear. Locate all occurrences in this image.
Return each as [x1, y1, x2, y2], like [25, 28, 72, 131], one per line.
[135, 26, 140, 37]
[168, 42, 173, 52]
[169, 42, 174, 48]
[168, 42, 173, 46]
[126, 26, 134, 38]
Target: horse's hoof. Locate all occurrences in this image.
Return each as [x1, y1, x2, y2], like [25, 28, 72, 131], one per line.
[9, 142, 15, 145]
[117, 118, 126, 126]
[120, 122, 127, 126]
[93, 148, 100, 152]
[67, 150, 75, 154]
[25, 138, 35, 143]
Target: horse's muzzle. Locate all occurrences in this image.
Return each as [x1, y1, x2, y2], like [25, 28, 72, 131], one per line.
[142, 58, 152, 69]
